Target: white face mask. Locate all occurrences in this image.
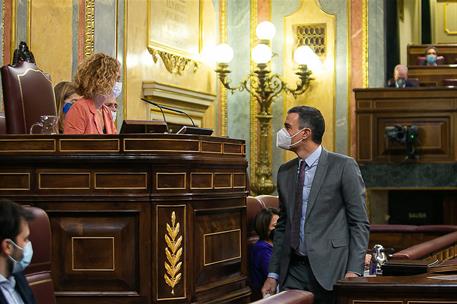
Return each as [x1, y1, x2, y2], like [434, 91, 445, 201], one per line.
[276, 128, 306, 150]
[7, 240, 33, 274]
[113, 81, 122, 98]
[111, 111, 117, 122]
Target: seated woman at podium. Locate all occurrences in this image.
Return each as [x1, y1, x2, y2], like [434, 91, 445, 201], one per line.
[64, 53, 120, 134]
[249, 208, 279, 300]
[54, 81, 80, 133]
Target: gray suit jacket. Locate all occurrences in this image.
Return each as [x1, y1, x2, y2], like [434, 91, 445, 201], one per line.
[268, 148, 369, 291]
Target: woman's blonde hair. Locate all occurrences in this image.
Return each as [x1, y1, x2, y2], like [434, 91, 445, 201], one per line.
[74, 53, 120, 99]
[54, 81, 78, 133]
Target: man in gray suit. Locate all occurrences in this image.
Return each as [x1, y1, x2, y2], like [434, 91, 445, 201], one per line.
[261, 106, 369, 303]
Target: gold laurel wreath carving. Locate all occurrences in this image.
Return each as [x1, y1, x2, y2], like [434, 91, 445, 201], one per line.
[148, 47, 198, 76]
[164, 211, 183, 295]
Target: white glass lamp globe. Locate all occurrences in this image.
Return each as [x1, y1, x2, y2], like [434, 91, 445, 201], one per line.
[294, 45, 315, 65]
[256, 21, 276, 40]
[214, 43, 234, 64]
[252, 44, 272, 64]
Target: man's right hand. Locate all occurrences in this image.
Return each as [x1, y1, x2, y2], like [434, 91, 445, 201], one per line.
[261, 277, 278, 297]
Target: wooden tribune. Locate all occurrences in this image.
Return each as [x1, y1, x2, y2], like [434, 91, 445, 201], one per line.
[0, 133, 250, 303]
[354, 87, 457, 163]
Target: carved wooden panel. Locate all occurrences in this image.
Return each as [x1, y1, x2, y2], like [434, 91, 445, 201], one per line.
[357, 114, 373, 161]
[190, 173, 213, 189]
[376, 116, 452, 161]
[124, 139, 199, 152]
[354, 88, 457, 163]
[233, 173, 247, 189]
[0, 172, 30, 190]
[156, 173, 186, 190]
[0, 139, 55, 152]
[38, 172, 90, 190]
[223, 143, 243, 155]
[49, 209, 139, 293]
[214, 173, 232, 189]
[201, 141, 222, 154]
[94, 172, 148, 190]
[203, 229, 241, 266]
[59, 139, 120, 152]
[193, 206, 243, 287]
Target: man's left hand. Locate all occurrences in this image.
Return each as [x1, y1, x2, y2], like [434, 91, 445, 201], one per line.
[344, 271, 358, 278]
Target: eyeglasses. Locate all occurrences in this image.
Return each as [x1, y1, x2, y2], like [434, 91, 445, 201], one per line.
[105, 103, 118, 109]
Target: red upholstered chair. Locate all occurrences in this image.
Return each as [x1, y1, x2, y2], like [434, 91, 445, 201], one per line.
[256, 195, 279, 210]
[1, 61, 56, 134]
[250, 290, 314, 304]
[0, 112, 6, 134]
[247, 196, 264, 245]
[24, 206, 56, 304]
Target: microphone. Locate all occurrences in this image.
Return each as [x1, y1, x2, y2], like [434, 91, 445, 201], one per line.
[141, 97, 196, 127]
[141, 98, 169, 131]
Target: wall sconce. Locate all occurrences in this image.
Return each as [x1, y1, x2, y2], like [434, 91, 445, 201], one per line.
[214, 21, 316, 195]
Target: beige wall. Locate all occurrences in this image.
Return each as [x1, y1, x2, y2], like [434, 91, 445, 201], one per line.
[431, 0, 457, 44]
[398, 0, 421, 64]
[124, 0, 217, 130]
[30, 0, 73, 85]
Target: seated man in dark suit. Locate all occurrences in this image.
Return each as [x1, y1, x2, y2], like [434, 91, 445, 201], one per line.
[386, 64, 418, 88]
[0, 199, 36, 304]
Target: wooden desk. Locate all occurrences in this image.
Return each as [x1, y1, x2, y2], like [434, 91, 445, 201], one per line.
[0, 134, 249, 304]
[407, 44, 457, 65]
[336, 273, 457, 304]
[354, 87, 457, 163]
[408, 65, 457, 86]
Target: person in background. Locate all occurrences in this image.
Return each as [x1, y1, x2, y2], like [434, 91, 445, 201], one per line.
[104, 98, 118, 124]
[64, 53, 120, 134]
[0, 199, 36, 304]
[262, 106, 369, 304]
[386, 64, 418, 88]
[422, 46, 444, 66]
[54, 81, 80, 133]
[249, 208, 279, 300]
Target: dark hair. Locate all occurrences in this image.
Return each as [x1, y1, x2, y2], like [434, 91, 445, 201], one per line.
[254, 208, 279, 241]
[288, 106, 325, 144]
[0, 199, 34, 245]
[425, 46, 437, 54]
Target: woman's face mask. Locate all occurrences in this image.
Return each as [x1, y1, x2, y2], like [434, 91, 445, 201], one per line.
[426, 54, 437, 65]
[113, 81, 122, 98]
[7, 239, 33, 274]
[276, 128, 307, 150]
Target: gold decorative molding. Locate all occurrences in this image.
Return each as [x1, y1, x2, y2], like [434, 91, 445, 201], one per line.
[362, 0, 368, 87]
[444, 3, 457, 35]
[296, 23, 327, 57]
[147, 46, 198, 76]
[219, 0, 228, 136]
[249, 0, 258, 191]
[84, 0, 95, 58]
[164, 211, 183, 295]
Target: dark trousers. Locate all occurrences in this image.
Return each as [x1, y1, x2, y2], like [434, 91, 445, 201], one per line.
[281, 254, 336, 304]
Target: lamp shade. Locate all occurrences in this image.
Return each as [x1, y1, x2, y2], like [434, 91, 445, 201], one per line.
[214, 43, 234, 64]
[294, 45, 323, 72]
[252, 44, 272, 64]
[256, 21, 276, 40]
